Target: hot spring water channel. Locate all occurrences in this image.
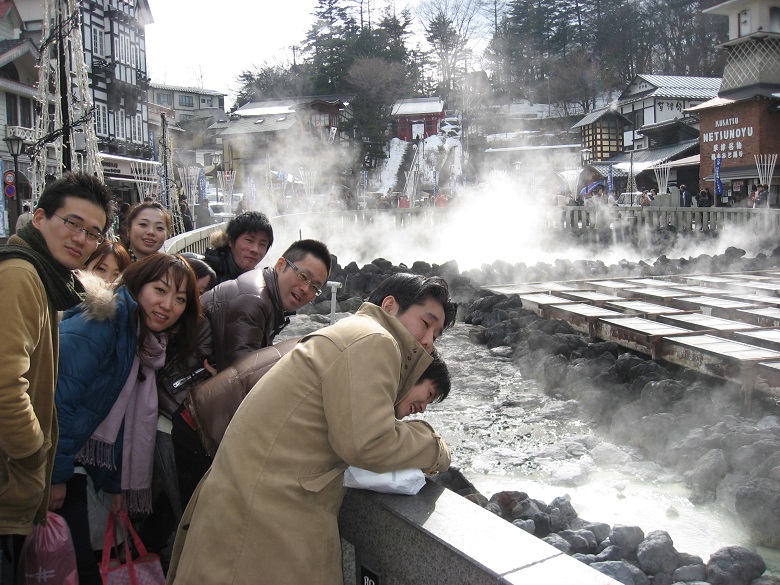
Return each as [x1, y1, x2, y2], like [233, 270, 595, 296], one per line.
[279, 316, 780, 573]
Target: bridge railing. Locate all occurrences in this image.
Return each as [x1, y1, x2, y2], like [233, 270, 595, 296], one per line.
[548, 205, 780, 233]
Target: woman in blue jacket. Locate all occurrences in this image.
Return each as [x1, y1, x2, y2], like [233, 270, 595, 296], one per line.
[50, 253, 201, 585]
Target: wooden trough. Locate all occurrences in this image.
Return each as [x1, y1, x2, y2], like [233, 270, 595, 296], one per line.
[669, 295, 761, 319]
[604, 300, 688, 320]
[657, 313, 761, 337]
[659, 334, 780, 411]
[545, 303, 628, 336]
[623, 287, 693, 307]
[732, 329, 780, 352]
[557, 290, 625, 307]
[591, 316, 705, 360]
[734, 307, 780, 327]
[517, 294, 577, 318]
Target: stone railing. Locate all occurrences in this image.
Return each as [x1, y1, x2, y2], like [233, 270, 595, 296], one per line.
[339, 481, 619, 584]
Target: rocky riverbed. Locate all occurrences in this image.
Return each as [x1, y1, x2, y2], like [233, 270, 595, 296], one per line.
[280, 244, 780, 584]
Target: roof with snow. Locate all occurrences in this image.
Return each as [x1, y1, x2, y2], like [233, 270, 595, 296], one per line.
[235, 94, 354, 117]
[618, 75, 721, 104]
[606, 139, 699, 165]
[149, 83, 225, 97]
[391, 97, 445, 117]
[571, 107, 631, 129]
[217, 113, 298, 136]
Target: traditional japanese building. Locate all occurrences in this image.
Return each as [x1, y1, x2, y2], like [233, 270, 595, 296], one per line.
[690, 0, 780, 206]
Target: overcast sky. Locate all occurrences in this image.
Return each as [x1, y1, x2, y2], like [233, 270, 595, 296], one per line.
[145, 0, 318, 108]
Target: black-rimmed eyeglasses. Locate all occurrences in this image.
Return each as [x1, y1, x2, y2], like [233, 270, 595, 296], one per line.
[54, 214, 105, 244]
[283, 257, 323, 296]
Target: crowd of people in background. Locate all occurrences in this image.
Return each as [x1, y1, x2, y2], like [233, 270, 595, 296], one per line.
[0, 172, 456, 585]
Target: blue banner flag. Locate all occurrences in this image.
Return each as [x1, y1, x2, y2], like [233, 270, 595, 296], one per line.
[608, 165, 614, 193]
[198, 168, 206, 201]
[249, 177, 257, 209]
[714, 157, 723, 196]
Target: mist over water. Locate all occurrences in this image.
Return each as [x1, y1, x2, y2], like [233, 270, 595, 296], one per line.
[257, 175, 776, 272]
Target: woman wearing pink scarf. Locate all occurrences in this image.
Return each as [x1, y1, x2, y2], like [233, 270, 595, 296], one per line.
[51, 254, 201, 585]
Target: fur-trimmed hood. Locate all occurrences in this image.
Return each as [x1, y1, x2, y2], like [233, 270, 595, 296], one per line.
[66, 271, 122, 322]
[209, 230, 229, 249]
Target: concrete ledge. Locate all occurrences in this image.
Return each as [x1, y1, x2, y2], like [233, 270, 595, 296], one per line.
[339, 481, 620, 585]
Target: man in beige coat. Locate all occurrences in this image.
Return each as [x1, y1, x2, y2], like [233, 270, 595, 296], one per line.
[0, 173, 113, 583]
[167, 273, 456, 585]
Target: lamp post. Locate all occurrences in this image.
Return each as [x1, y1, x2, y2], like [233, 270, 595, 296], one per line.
[5, 135, 24, 235]
[213, 151, 223, 203]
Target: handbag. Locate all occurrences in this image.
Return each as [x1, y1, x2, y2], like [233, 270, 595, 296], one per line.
[100, 510, 165, 585]
[16, 512, 78, 585]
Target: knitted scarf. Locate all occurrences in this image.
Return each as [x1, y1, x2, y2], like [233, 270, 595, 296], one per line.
[0, 223, 85, 310]
[76, 331, 167, 514]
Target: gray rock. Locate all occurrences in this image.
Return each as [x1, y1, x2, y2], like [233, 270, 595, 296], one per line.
[687, 448, 729, 491]
[735, 478, 780, 548]
[750, 577, 780, 584]
[673, 564, 708, 582]
[541, 533, 571, 553]
[731, 440, 780, 474]
[636, 530, 678, 575]
[558, 529, 597, 554]
[589, 560, 651, 585]
[651, 573, 673, 585]
[591, 442, 631, 466]
[706, 545, 766, 585]
[583, 522, 612, 543]
[609, 524, 645, 556]
[572, 553, 596, 564]
[594, 545, 624, 562]
[511, 518, 535, 534]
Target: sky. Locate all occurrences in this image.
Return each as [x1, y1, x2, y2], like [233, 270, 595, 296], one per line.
[144, 1, 319, 109]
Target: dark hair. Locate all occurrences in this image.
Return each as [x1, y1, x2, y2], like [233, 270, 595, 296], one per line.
[83, 240, 132, 273]
[22, 203, 30, 212]
[117, 253, 201, 362]
[367, 273, 457, 330]
[183, 256, 217, 292]
[282, 239, 332, 275]
[122, 202, 173, 244]
[417, 350, 450, 402]
[36, 172, 115, 232]
[225, 211, 274, 248]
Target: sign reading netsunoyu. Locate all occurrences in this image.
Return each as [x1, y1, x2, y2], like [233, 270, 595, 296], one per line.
[701, 116, 755, 161]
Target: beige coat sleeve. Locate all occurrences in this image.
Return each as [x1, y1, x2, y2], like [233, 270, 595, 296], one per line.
[0, 265, 47, 460]
[320, 333, 451, 473]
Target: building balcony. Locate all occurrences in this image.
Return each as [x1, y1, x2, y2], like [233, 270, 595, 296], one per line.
[92, 56, 115, 75]
[5, 125, 35, 143]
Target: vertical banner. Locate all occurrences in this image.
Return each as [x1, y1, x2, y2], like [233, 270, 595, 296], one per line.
[249, 176, 257, 210]
[433, 170, 438, 197]
[149, 131, 157, 161]
[0, 182, 6, 239]
[715, 157, 723, 197]
[608, 165, 614, 193]
[197, 168, 206, 204]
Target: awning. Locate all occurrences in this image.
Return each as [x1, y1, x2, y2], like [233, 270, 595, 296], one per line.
[665, 154, 700, 168]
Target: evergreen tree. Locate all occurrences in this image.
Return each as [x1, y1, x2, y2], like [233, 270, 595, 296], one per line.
[304, 0, 359, 94]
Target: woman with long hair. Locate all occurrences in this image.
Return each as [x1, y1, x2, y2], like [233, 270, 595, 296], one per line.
[50, 253, 200, 585]
[122, 202, 173, 261]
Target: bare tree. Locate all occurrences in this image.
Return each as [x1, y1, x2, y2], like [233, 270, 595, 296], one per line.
[417, 0, 487, 99]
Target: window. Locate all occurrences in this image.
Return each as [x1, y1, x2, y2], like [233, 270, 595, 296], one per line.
[200, 97, 212, 106]
[115, 110, 126, 139]
[95, 103, 108, 136]
[130, 114, 142, 142]
[311, 114, 329, 127]
[179, 95, 194, 107]
[156, 93, 172, 106]
[92, 28, 104, 57]
[5, 93, 18, 126]
[179, 114, 194, 121]
[19, 97, 31, 128]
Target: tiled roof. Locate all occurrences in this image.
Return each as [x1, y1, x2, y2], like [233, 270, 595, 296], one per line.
[0, 38, 26, 54]
[572, 107, 631, 129]
[218, 113, 298, 136]
[606, 139, 699, 165]
[149, 83, 225, 97]
[619, 75, 721, 104]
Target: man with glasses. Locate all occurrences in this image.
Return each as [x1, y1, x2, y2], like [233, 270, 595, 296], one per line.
[0, 173, 113, 584]
[200, 238, 331, 372]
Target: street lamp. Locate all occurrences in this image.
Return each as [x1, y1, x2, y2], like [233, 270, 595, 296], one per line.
[5, 135, 24, 234]
[213, 150, 223, 203]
